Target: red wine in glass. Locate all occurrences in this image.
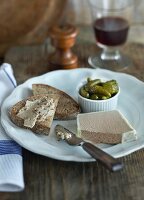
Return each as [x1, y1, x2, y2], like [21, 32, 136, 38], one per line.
[93, 17, 129, 46]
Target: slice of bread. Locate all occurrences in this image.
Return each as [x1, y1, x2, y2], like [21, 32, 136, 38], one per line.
[32, 84, 80, 120]
[9, 94, 59, 135]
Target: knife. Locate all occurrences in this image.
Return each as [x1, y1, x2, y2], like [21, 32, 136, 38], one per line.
[55, 124, 123, 172]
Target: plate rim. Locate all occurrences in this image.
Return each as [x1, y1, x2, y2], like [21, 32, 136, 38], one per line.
[1, 68, 144, 162]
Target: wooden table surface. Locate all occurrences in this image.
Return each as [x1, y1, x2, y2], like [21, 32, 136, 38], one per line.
[1, 26, 144, 200]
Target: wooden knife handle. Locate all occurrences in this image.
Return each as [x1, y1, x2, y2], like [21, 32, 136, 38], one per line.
[82, 142, 123, 172]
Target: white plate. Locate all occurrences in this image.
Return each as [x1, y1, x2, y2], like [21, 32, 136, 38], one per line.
[1, 68, 144, 162]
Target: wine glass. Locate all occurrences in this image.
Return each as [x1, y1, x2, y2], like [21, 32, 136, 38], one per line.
[88, 0, 134, 71]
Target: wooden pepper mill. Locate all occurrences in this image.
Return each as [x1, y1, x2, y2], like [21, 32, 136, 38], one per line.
[49, 24, 78, 70]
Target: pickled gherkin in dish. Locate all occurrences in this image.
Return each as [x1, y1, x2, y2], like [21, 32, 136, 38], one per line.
[79, 78, 119, 100]
[102, 80, 119, 95]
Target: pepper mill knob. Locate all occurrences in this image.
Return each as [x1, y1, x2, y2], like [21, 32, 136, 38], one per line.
[49, 24, 78, 70]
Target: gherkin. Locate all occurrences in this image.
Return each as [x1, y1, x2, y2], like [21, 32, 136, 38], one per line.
[79, 77, 119, 100]
[88, 85, 111, 97]
[85, 79, 101, 91]
[79, 86, 90, 98]
[90, 94, 99, 100]
[102, 80, 119, 95]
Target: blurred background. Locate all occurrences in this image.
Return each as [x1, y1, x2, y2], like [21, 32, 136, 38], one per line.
[63, 0, 144, 24]
[0, 0, 144, 84]
[0, 0, 144, 57]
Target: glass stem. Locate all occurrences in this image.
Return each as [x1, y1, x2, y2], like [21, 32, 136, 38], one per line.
[101, 47, 121, 60]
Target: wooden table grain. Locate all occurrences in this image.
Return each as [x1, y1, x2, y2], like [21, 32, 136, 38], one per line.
[1, 26, 144, 200]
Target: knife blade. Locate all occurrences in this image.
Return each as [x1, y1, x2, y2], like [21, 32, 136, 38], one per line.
[55, 124, 123, 172]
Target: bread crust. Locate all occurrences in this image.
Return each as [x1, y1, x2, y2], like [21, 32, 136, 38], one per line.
[32, 84, 80, 120]
[9, 94, 59, 135]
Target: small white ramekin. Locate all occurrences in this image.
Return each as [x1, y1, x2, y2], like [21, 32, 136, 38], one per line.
[78, 86, 120, 113]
